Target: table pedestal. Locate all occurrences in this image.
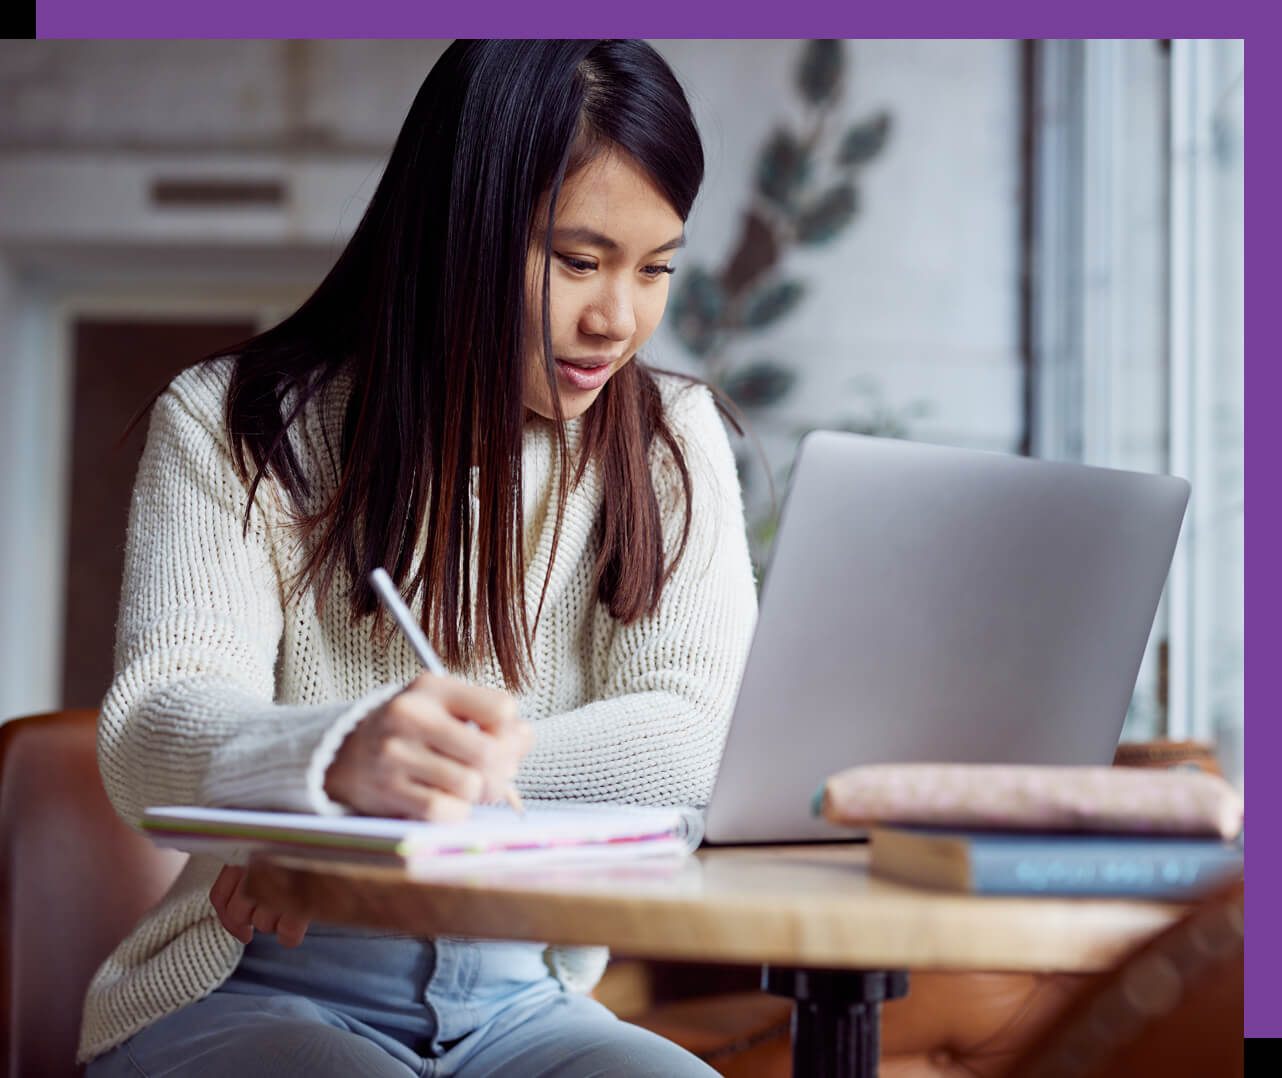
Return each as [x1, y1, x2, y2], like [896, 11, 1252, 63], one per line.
[763, 967, 910, 1078]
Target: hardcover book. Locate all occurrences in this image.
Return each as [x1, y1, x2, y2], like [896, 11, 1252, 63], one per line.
[868, 826, 1244, 899]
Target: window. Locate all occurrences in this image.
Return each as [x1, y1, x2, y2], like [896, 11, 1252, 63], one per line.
[1030, 39, 1244, 787]
[1167, 40, 1244, 787]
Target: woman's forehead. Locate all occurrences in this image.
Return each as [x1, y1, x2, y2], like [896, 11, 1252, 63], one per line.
[548, 155, 684, 251]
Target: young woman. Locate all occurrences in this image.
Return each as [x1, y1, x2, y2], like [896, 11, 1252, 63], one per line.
[81, 39, 757, 1077]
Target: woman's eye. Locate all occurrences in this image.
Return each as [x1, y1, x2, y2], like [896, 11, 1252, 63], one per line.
[642, 264, 677, 278]
[556, 254, 597, 273]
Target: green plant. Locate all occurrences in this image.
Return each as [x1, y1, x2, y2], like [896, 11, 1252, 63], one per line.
[669, 39, 893, 411]
[668, 41, 922, 574]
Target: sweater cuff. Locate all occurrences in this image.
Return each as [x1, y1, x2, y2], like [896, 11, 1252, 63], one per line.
[201, 682, 403, 814]
[304, 682, 405, 814]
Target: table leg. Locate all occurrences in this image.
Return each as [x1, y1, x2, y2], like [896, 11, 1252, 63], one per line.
[762, 967, 910, 1078]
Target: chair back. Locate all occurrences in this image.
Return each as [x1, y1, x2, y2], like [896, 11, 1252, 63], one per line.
[1003, 875, 1243, 1077]
[0, 710, 186, 1078]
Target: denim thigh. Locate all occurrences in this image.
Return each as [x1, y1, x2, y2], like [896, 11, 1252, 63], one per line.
[86, 926, 550, 1077]
[85, 989, 427, 1078]
[438, 989, 721, 1078]
[85, 926, 717, 1078]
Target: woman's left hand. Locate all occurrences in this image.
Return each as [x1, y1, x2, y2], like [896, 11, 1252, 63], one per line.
[209, 863, 311, 947]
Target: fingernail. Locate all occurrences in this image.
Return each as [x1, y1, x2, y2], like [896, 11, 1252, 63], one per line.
[811, 784, 827, 817]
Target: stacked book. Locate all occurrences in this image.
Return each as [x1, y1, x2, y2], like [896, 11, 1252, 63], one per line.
[814, 762, 1244, 899]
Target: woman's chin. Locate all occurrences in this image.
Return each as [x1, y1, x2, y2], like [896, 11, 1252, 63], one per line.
[523, 386, 605, 423]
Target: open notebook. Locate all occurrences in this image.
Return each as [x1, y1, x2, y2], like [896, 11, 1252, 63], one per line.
[142, 802, 704, 876]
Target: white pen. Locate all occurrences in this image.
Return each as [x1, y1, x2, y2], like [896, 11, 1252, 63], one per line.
[369, 567, 526, 816]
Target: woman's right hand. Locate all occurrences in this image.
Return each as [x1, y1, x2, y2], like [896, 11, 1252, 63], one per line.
[324, 672, 534, 821]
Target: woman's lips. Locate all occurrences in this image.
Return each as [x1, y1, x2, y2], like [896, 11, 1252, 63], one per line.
[555, 358, 614, 392]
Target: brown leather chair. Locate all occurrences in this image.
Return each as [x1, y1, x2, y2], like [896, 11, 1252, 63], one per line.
[0, 710, 186, 1078]
[1005, 874, 1243, 1077]
[623, 966, 1088, 1077]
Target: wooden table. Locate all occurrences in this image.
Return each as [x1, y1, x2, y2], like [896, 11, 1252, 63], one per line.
[248, 843, 1183, 1077]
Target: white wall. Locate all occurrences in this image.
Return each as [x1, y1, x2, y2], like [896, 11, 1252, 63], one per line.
[0, 40, 446, 150]
[2, 39, 1020, 445]
[0, 40, 1024, 720]
[655, 40, 1022, 455]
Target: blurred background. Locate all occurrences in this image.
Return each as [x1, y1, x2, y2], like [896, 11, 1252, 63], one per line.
[0, 40, 1244, 790]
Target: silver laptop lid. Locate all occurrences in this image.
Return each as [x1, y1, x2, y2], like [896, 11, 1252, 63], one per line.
[703, 431, 1190, 845]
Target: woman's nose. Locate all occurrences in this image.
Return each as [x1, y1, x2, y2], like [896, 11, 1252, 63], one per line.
[581, 280, 637, 341]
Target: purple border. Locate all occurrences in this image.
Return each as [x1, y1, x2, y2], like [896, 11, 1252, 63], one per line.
[33, 1, 1248, 39]
[30, 0, 1267, 1040]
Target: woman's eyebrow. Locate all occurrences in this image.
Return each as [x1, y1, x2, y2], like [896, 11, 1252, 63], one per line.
[551, 227, 686, 255]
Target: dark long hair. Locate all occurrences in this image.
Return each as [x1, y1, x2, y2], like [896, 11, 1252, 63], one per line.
[213, 40, 715, 689]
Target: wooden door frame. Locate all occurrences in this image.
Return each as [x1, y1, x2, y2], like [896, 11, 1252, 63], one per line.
[0, 252, 312, 722]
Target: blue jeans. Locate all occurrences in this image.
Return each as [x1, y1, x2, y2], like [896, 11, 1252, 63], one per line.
[85, 926, 717, 1077]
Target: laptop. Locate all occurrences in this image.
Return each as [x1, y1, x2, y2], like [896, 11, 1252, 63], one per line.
[702, 431, 1190, 845]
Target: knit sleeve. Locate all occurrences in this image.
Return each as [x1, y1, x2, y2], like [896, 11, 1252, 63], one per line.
[97, 366, 397, 828]
[516, 382, 758, 807]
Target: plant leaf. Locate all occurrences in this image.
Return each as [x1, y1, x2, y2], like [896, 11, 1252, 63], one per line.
[723, 361, 798, 408]
[756, 129, 809, 210]
[743, 279, 806, 328]
[721, 209, 780, 295]
[795, 184, 859, 245]
[797, 39, 844, 106]
[838, 112, 892, 166]
[668, 266, 725, 357]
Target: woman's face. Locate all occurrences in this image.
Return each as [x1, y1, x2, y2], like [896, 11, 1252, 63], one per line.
[523, 151, 685, 421]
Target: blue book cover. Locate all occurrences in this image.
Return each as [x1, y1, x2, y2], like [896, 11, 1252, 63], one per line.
[868, 827, 1244, 898]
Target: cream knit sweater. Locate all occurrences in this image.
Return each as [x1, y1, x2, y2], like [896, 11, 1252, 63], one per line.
[78, 360, 758, 1062]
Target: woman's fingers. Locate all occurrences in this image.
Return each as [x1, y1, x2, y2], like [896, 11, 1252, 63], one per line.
[209, 865, 254, 944]
[403, 783, 473, 822]
[328, 753, 474, 821]
[382, 736, 485, 801]
[391, 775, 473, 822]
[412, 672, 520, 734]
[222, 875, 259, 933]
[374, 690, 531, 790]
[385, 696, 495, 769]
[209, 864, 244, 914]
[324, 674, 534, 817]
[276, 914, 310, 949]
[208, 863, 310, 947]
[250, 905, 281, 936]
[393, 681, 534, 772]
[380, 774, 474, 822]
